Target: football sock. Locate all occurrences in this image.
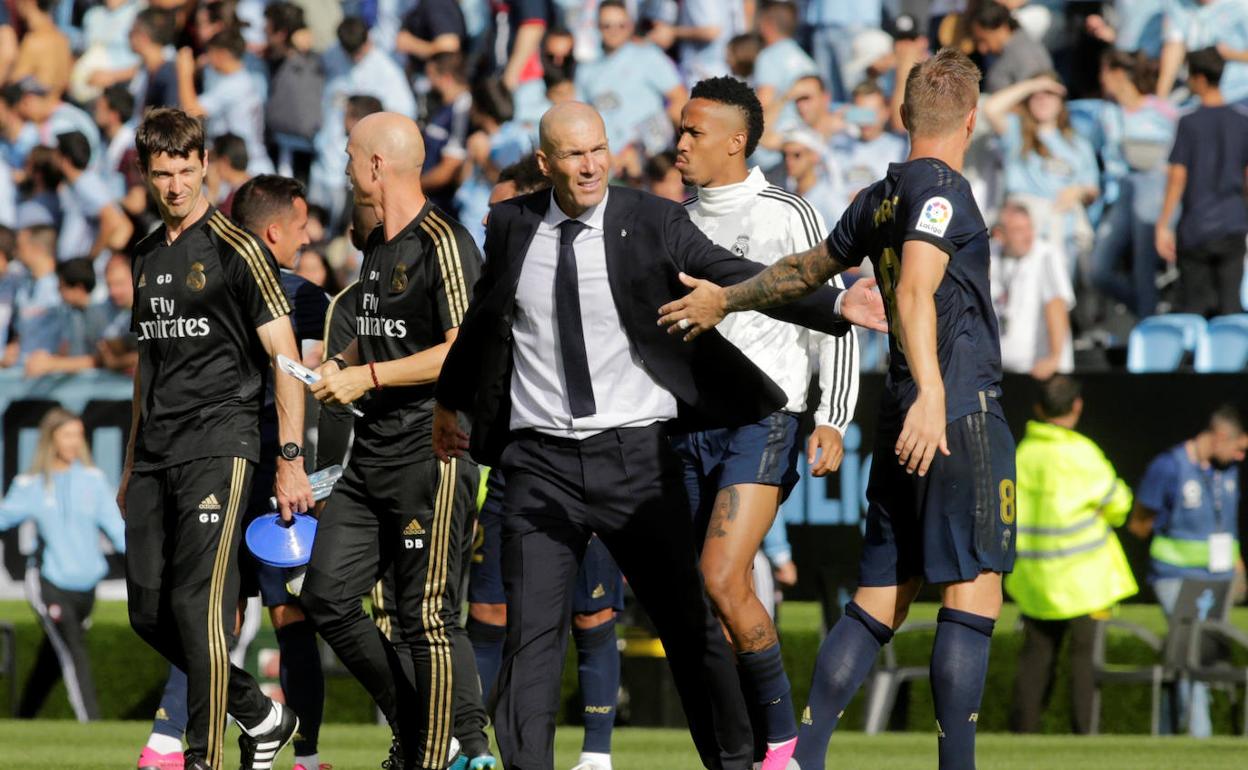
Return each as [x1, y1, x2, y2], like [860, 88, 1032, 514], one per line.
[145, 732, 183, 755]
[276, 620, 323, 756]
[151, 665, 188, 739]
[573, 618, 619, 755]
[294, 753, 319, 770]
[793, 602, 894, 770]
[738, 643, 798, 743]
[466, 617, 506, 704]
[577, 752, 612, 770]
[242, 702, 281, 737]
[737, 663, 766, 763]
[931, 608, 995, 770]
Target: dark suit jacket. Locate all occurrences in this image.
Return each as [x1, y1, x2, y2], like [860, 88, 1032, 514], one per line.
[434, 186, 849, 466]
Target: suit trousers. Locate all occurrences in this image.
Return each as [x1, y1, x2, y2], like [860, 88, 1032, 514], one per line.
[493, 424, 752, 770]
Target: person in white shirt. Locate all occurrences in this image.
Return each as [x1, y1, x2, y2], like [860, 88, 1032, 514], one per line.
[828, 80, 908, 212]
[309, 16, 417, 224]
[674, 76, 860, 770]
[174, 29, 273, 175]
[990, 200, 1075, 379]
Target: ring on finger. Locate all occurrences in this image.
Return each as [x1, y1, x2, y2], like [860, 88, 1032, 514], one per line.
[678, 318, 691, 330]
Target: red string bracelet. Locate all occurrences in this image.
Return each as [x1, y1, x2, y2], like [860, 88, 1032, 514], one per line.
[368, 361, 381, 390]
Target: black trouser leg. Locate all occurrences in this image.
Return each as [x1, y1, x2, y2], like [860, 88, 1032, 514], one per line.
[1010, 616, 1065, 733]
[1178, 239, 1219, 316]
[493, 464, 587, 770]
[590, 427, 751, 770]
[301, 465, 398, 731]
[1212, 233, 1247, 316]
[1068, 615, 1097, 735]
[126, 458, 271, 767]
[445, 461, 490, 758]
[392, 458, 478, 769]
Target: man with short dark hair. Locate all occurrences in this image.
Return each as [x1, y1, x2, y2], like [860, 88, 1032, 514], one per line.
[969, 2, 1055, 93]
[176, 29, 272, 175]
[262, 0, 324, 173]
[209, 133, 252, 214]
[3, 210, 60, 367]
[95, 83, 136, 189]
[230, 174, 332, 770]
[674, 76, 860, 770]
[1129, 404, 1247, 736]
[121, 107, 313, 770]
[422, 51, 472, 214]
[575, 1, 687, 160]
[1155, 47, 1248, 318]
[664, 49, 1015, 770]
[1005, 375, 1136, 735]
[55, 130, 132, 260]
[130, 7, 180, 116]
[21, 257, 109, 378]
[309, 17, 415, 223]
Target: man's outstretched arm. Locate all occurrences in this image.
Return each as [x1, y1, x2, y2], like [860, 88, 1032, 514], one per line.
[721, 240, 843, 313]
[658, 240, 884, 340]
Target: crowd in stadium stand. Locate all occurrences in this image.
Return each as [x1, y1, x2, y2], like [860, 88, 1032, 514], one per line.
[0, 0, 1246, 381]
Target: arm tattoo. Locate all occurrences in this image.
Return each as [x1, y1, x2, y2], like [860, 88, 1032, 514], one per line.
[723, 241, 839, 313]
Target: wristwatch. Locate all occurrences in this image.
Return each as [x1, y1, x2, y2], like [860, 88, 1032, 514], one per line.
[279, 442, 304, 461]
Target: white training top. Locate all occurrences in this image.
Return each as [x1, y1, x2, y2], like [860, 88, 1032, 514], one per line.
[685, 167, 860, 432]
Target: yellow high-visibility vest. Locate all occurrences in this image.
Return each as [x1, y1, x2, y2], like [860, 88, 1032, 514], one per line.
[1005, 421, 1139, 620]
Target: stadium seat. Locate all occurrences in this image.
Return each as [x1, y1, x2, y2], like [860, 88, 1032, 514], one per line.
[1090, 618, 1169, 735]
[1126, 314, 1207, 373]
[1194, 314, 1248, 372]
[1093, 580, 1235, 735]
[1183, 618, 1248, 736]
[862, 621, 937, 734]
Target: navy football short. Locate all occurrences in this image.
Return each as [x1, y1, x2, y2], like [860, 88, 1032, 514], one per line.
[572, 534, 625, 614]
[672, 411, 802, 538]
[468, 469, 624, 613]
[859, 410, 1017, 587]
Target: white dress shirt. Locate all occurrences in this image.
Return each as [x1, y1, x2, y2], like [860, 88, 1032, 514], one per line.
[509, 189, 679, 439]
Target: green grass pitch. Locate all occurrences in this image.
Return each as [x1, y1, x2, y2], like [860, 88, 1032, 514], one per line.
[1, 721, 1246, 769]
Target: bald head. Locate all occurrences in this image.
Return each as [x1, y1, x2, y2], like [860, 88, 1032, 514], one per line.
[349, 112, 426, 174]
[346, 111, 426, 211]
[538, 101, 606, 155]
[536, 102, 611, 218]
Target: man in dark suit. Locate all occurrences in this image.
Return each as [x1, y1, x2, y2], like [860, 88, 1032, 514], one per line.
[431, 102, 884, 770]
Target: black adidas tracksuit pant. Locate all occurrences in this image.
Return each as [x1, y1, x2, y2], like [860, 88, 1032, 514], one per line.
[301, 457, 479, 769]
[125, 456, 271, 768]
[373, 519, 491, 760]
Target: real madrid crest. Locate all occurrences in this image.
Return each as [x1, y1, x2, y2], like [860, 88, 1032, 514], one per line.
[391, 262, 409, 292]
[187, 262, 206, 292]
[732, 235, 750, 258]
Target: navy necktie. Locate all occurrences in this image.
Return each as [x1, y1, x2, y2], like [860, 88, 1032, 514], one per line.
[556, 219, 596, 418]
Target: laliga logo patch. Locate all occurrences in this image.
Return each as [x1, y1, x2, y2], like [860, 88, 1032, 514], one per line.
[915, 196, 952, 237]
[187, 262, 207, 292]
